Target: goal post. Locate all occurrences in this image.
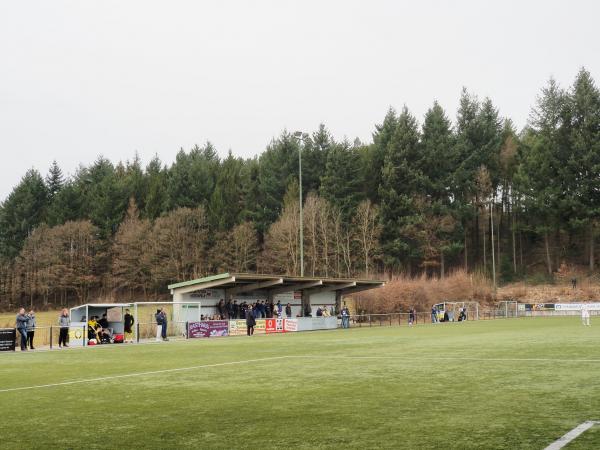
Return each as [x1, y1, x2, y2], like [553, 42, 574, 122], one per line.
[496, 300, 518, 318]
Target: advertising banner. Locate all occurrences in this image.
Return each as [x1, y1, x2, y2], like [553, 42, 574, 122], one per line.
[265, 318, 285, 334]
[555, 303, 600, 311]
[283, 319, 298, 332]
[68, 323, 86, 347]
[229, 319, 266, 335]
[523, 304, 555, 311]
[188, 321, 229, 338]
[0, 328, 16, 351]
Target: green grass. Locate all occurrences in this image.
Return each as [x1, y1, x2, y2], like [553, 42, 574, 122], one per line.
[1, 318, 599, 449]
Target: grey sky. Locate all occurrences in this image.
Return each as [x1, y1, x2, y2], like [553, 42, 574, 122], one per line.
[0, 0, 598, 201]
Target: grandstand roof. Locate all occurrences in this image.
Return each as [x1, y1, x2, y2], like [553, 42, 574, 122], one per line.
[168, 273, 384, 297]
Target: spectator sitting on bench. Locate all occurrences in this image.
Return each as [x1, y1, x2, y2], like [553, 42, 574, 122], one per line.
[88, 316, 101, 341]
[98, 313, 113, 340]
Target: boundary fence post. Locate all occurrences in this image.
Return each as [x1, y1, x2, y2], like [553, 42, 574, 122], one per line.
[136, 323, 140, 343]
[50, 326, 53, 349]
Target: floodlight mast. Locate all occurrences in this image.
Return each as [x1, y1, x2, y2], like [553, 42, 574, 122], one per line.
[294, 130, 305, 277]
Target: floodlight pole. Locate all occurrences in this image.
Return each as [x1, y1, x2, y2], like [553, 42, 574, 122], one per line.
[294, 131, 305, 277]
[490, 198, 496, 292]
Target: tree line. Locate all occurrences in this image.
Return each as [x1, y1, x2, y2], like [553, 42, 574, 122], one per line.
[1, 67, 599, 309]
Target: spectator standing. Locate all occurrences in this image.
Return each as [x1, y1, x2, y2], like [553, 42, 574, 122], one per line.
[160, 309, 168, 340]
[431, 306, 438, 324]
[246, 306, 256, 336]
[232, 300, 239, 319]
[276, 301, 283, 318]
[217, 299, 225, 320]
[26, 309, 36, 349]
[15, 308, 28, 351]
[581, 307, 591, 326]
[269, 300, 275, 318]
[341, 305, 350, 329]
[155, 309, 163, 342]
[58, 308, 70, 348]
[226, 299, 234, 319]
[124, 308, 135, 343]
[285, 303, 292, 318]
[409, 308, 415, 326]
[316, 307, 323, 317]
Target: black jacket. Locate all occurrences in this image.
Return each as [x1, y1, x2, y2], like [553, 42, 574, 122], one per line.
[124, 313, 134, 332]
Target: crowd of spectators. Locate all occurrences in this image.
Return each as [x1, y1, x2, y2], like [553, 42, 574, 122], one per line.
[209, 299, 293, 320]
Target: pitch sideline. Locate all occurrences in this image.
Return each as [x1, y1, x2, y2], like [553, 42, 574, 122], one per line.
[543, 421, 600, 449]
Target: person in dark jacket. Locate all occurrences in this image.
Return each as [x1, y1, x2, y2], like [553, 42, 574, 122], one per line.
[16, 308, 28, 351]
[246, 306, 256, 336]
[160, 309, 168, 340]
[217, 299, 225, 320]
[124, 309, 135, 343]
[58, 308, 70, 348]
[285, 303, 292, 318]
[226, 300, 234, 319]
[98, 313, 109, 329]
[155, 309, 163, 342]
[26, 309, 36, 349]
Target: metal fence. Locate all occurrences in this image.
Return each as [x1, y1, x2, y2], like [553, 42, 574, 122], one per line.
[348, 310, 478, 327]
[347, 309, 599, 328]
[4, 309, 598, 351]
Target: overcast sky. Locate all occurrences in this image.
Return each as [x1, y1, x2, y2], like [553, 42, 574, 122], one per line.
[0, 0, 598, 200]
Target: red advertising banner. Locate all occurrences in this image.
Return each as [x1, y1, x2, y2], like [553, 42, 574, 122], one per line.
[265, 318, 285, 334]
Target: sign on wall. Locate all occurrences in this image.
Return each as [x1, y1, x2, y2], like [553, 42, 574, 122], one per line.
[68, 323, 86, 347]
[555, 303, 600, 311]
[265, 318, 284, 334]
[0, 328, 16, 351]
[188, 321, 229, 338]
[228, 319, 267, 335]
[283, 319, 298, 332]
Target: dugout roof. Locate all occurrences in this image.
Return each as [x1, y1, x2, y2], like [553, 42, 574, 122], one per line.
[168, 273, 384, 297]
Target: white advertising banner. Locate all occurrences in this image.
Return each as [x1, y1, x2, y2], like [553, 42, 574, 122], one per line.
[284, 319, 298, 332]
[68, 322, 86, 347]
[554, 303, 600, 311]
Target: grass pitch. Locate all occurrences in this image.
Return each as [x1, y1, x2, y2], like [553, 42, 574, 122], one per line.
[1, 317, 599, 449]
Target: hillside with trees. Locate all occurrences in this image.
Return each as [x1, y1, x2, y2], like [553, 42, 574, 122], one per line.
[1, 68, 599, 310]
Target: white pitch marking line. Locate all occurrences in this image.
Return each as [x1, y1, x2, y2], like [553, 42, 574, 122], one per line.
[290, 355, 600, 363]
[544, 421, 600, 450]
[0, 356, 291, 393]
